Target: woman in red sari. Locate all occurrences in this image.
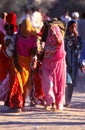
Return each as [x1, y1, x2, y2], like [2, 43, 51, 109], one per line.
[0, 16, 11, 101]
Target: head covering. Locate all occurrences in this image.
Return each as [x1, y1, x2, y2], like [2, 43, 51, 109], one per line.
[31, 10, 43, 30]
[51, 24, 63, 42]
[6, 12, 18, 33]
[50, 18, 66, 39]
[72, 12, 79, 19]
[20, 18, 36, 37]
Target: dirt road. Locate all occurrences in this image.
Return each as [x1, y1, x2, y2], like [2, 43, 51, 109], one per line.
[0, 89, 85, 130]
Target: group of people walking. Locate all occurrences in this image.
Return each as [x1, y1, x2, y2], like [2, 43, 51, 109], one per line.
[0, 8, 84, 113]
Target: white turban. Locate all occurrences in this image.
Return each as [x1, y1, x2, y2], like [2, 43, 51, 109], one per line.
[72, 12, 79, 18]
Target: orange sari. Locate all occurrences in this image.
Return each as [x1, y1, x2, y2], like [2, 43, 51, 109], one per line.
[9, 56, 32, 109]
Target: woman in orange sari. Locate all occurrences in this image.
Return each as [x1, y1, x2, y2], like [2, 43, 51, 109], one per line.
[4, 18, 37, 112]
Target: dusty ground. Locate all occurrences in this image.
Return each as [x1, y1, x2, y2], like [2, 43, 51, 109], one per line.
[0, 88, 85, 130]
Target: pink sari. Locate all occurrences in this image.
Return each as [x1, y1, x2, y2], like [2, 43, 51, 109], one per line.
[41, 25, 66, 109]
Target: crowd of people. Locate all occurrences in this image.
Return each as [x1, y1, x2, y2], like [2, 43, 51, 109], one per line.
[0, 8, 84, 113]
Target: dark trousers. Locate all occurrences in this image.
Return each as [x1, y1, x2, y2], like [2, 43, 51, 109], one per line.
[65, 83, 74, 104]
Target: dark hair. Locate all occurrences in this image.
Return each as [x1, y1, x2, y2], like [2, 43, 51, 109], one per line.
[4, 24, 14, 32]
[31, 7, 39, 12]
[41, 20, 50, 42]
[67, 20, 76, 28]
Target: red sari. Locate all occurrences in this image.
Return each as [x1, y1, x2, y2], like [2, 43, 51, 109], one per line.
[0, 31, 14, 102]
[0, 31, 8, 81]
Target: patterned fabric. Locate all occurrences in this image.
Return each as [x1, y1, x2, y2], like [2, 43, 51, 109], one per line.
[44, 30, 58, 59]
[41, 24, 66, 109]
[64, 31, 80, 85]
[43, 25, 65, 71]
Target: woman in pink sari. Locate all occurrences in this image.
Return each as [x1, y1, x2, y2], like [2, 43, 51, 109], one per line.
[41, 23, 66, 110]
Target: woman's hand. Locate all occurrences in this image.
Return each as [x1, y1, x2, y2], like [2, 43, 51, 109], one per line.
[73, 30, 78, 37]
[80, 65, 85, 73]
[51, 30, 61, 44]
[32, 56, 38, 69]
[0, 44, 2, 50]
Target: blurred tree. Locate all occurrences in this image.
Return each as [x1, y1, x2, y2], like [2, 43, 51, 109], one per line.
[0, 0, 85, 22]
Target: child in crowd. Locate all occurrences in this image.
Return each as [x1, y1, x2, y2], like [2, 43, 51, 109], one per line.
[4, 24, 15, 57]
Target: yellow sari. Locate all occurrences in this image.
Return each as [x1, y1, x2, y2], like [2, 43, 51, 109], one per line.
[15, 55, 32, 93]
